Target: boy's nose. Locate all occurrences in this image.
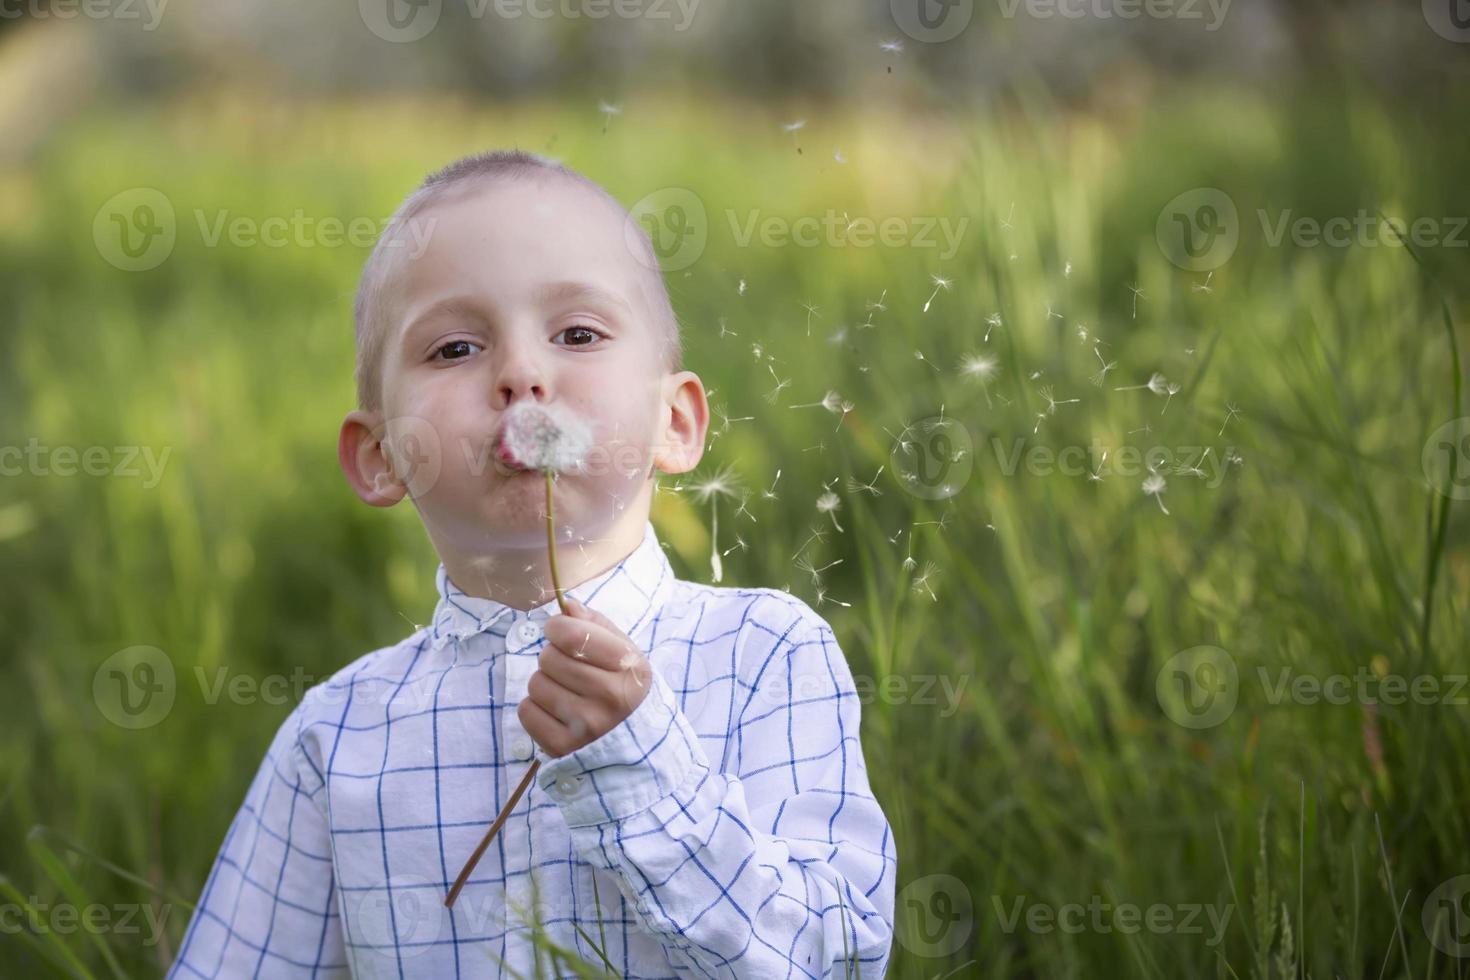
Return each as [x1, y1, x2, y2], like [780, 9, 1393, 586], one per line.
[492, 345, 549, 409]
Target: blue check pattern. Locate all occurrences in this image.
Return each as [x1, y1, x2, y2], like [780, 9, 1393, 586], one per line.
[168, 519, 897, 978]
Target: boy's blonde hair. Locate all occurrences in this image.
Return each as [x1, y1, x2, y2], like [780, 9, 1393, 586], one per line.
[353, 150, 684, 412]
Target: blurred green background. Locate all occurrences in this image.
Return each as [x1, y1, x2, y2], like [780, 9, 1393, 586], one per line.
[2, 1, 1469, 977]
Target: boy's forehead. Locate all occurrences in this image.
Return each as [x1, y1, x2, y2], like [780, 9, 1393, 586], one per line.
[396, 177, 649, 304]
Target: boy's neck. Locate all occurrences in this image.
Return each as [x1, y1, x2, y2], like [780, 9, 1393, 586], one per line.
[435, 508, 650, 612]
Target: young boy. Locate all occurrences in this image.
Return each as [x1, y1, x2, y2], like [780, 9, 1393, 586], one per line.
[168, 150, 897, 978]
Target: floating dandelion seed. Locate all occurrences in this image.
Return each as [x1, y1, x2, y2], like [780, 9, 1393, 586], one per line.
[717, 318, 737, 339]
[734, 490, 757, 523]
[791, 390, 854, 430]
[867, 289, 888, 313]
[783, 119, 806, 154]
[984, 312, 1002, 342]
[762, 468, 782, 501]
[879, 40, 902, 73]
[791, 524, 828, 560]
[1176, 448, 1209, 478]
[795, 554, 844, 588]
[690, 464, 740, 583]
[1115, 372, 1171, 396]
[801, 302, 820, 336]
[1128, 282, 1144, 320]
[1219, 401, 1241, 437]
[1046, 303, 1063, 321]
[816, 491, 844, 531]
[738, 278, 748, 296]
[999, 202, 1015, 231]
[1038, 385, 1079, 415]
[1142, 471, 1170, 514]
[598, 101, 622, 135]
[922, 275, 952, 313]
[833, 148, 848, 164]
[911, 561, 939, 601]
[1159, 380, 1181, 415]
[1075, 323, 1089, 344]
[914, 349, 942, 372]
[1089, 449, 1108, 482]
[959, 351, 999, 406]
[846, 466, 885, 496]
[1192, 271, 1214, 294]
[1091, 347, 1117, 387]
[1064, 259, 1073, 278]
[764, 364, 792, 403]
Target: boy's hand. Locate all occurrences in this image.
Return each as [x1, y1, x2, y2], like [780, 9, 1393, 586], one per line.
[517, 598, 653, 758]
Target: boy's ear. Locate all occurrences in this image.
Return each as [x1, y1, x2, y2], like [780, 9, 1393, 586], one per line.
[652, 370, 709, 477]
[339, 409, 408, 507]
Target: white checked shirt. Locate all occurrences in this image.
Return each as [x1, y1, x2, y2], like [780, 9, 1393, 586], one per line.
[168, 519, 897, 979]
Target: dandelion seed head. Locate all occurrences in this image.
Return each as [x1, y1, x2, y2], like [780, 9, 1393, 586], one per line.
[498, 401, 594, 472]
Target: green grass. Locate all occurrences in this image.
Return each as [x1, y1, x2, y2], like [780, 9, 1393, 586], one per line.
[1, 83, 1468, 977]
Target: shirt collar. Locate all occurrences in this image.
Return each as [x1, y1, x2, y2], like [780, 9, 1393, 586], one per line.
[428, 519, 675, 660]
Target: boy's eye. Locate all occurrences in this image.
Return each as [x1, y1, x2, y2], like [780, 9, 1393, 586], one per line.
[557, 325, 605, 347]
[434, 340, 482, 361]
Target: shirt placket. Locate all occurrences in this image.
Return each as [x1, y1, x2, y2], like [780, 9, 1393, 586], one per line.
[499, 612, 544, 977]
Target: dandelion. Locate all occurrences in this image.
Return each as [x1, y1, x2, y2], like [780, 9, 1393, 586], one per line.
[1142, 471, 1170, 514]
[795, 554, 844, 588]
[690, 463, 740, 583]
[738, 278, 748, 296]
[833, 148, 848, 164]
[450, 399, 593, 907]
[598, 100, 622, 135]
[1064, 259, 1073, 278]
[999, 202, 1015, 231]
[497, 401, 594, 475]
[1089, 449, 1108, 482]
[1046, 303, 1063, 321]
[1192, 271, 1214, 294]
[867, 289, 888, 314]
[816, 491, 844, 531]
[1091, 347, 1117, 387]
[1075, 323, 1089, 344]
[914, 349, 942, 372]
[922, 275, 952, 313]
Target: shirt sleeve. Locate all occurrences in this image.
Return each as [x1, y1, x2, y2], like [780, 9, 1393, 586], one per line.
[536, 614, 897, 979]
[167, 699, 348, 979]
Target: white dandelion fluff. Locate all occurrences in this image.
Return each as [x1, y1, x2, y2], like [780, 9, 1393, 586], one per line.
[496, 401, 594, 473]
[1142, 471, 1170, 514]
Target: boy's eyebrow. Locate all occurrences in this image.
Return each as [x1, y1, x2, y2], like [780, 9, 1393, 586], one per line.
[533, 280, 636, 317]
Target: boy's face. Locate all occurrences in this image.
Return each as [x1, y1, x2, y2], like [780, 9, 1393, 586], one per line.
[350, 176, 704, 550]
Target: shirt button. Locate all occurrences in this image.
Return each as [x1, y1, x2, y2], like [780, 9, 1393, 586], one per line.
[509, 736, 533, 761]
[510, 619, 542, 648]
[553, 775, 584, 799]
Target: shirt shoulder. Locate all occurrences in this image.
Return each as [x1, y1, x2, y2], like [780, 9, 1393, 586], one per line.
[664, 578, 833, 635]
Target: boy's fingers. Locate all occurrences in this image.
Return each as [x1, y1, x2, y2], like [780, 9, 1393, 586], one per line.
[536, 643, 613, 697]
[544, 605, 641, 673]
[515, 696, 572, 758]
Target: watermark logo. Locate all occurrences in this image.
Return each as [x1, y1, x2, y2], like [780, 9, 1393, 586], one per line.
[360, 0, 442, 42]
[379, 415, 444, 500]
[1424, 875, 1470, 957]
[353, 875, 443, 958]
[993, 895, 1233, 945]
[1156, 188, 1239, 271]
[94, 189, 176, 272]
[890, 0, 974, 42]
[93, 646, 176, 730]
[897, 874, 973, 957]
[1423, 0, 1470, 42]
[1156, 645, 1238, 729]
[890, 416, 974, 500]
[627, 187, 707, 272]
[1424, 417, 1470, 501]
